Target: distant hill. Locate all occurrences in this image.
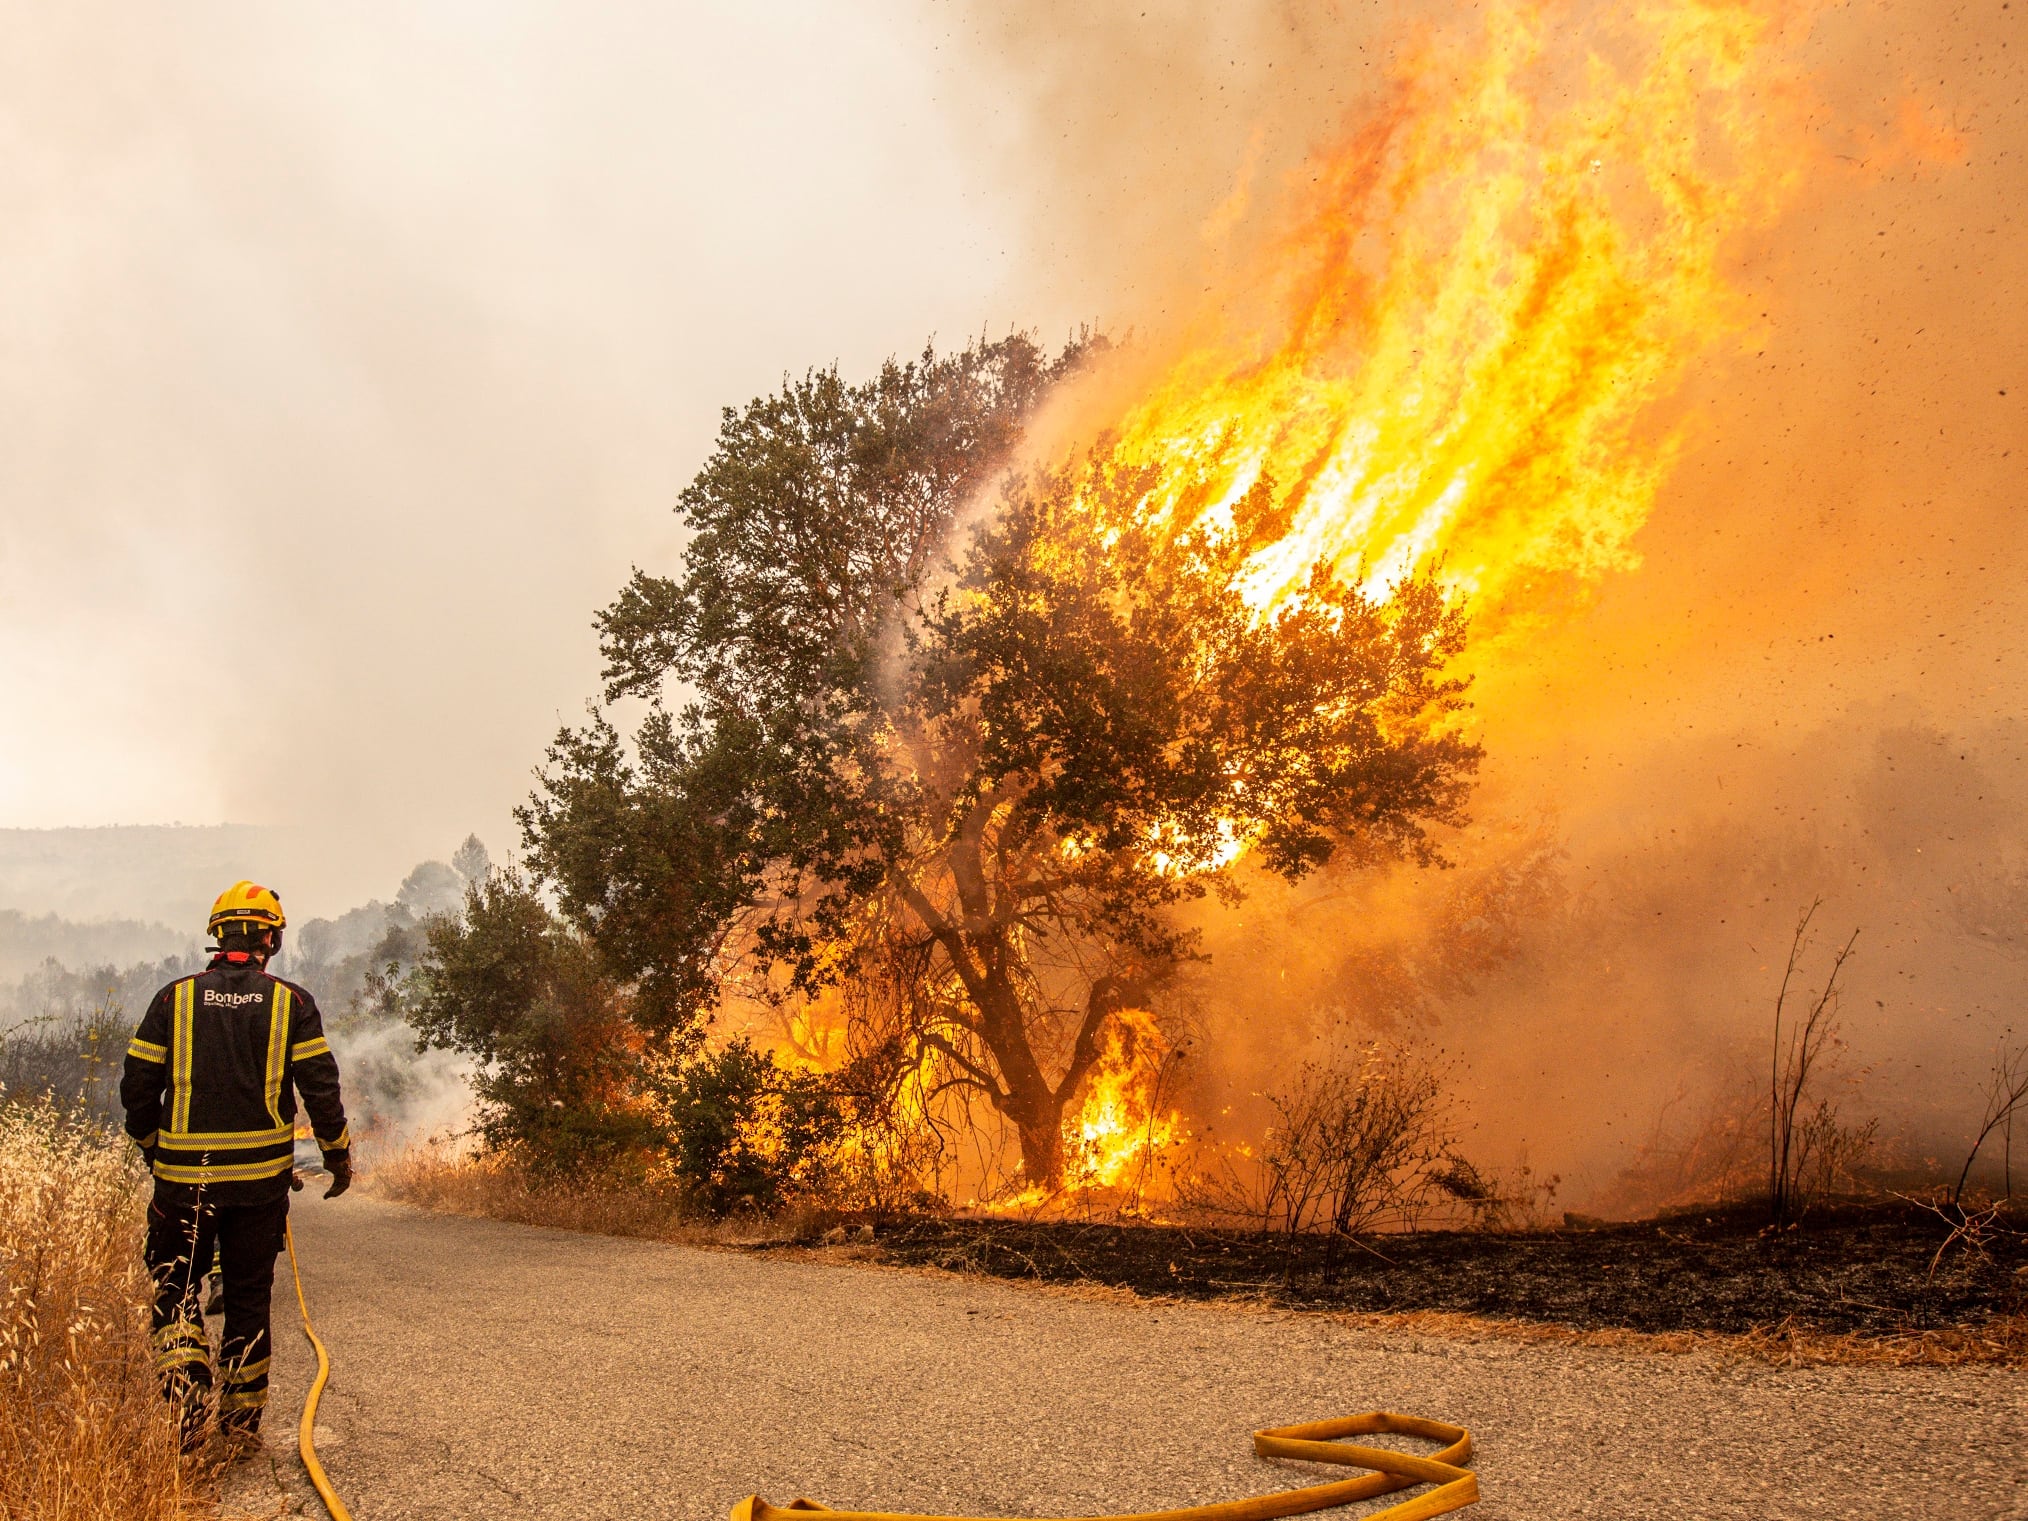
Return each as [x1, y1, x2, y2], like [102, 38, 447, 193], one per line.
[0, 910, 193, 982]
[0, 825, 295, 929]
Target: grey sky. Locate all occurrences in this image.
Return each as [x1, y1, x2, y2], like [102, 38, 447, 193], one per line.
[0, 4, 1071, 911]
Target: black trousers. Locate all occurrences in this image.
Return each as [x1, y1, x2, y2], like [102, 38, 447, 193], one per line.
[144, 1188, 289, 1432]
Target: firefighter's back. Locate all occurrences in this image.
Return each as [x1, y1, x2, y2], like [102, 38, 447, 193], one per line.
[152, 960, 314, 1192]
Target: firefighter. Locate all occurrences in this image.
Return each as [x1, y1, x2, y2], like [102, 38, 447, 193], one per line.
[120, 880, 352, 1452]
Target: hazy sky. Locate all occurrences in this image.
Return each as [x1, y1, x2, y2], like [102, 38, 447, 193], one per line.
[4, 0, 2021, 942]
[0, 3, 1081, 910]
[6, 3, 2022, 1190]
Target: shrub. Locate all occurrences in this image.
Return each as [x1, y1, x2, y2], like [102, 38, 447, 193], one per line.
[652, 1037, 843, 1216]
[405, 872, 661, 1173]
[1258, 1042, 1468, 1239]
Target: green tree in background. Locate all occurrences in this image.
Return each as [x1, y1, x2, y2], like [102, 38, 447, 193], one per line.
[408, 873, 653, 1169]
[524, 334, 1482, 1188]
[452, 834, 492, 887]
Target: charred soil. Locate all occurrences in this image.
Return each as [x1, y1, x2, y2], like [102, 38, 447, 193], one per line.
[857, 1202, 2025, 1339]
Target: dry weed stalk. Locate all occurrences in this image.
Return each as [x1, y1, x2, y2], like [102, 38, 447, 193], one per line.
[1954, 1041, 2028, 1207]
[1181, 1040, 1475, 1244]
[1888, 1041, 2028, 1278]
[0, 1096, 207, 1519]
[1767, 903, 1874, 1225]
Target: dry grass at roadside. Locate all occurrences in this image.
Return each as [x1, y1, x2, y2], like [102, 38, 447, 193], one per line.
[373, 1141, 797, 1245]
[1323, 1307, 2028, 1370]
[0, 1097, 213, 1520]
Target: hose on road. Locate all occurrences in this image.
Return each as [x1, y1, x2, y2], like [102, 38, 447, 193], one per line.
[273, 1220, 1472, 1521]
[731, 1412, 1478, 1521]
[283, 1222, 354, 1521]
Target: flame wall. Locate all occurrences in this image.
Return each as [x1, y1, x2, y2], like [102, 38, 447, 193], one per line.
[949, 0, 2027, 1207]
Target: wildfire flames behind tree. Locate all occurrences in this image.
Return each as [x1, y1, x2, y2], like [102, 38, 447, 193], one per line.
[525, 338, 1480, 1189]
[413, 0, 2012, 1214]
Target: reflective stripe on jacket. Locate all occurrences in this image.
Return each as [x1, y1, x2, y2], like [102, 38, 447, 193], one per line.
[122, 954, 349, 1200]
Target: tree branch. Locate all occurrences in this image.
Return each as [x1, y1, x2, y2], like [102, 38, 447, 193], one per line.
[889, 870, 991, 1007]
[919, 1029, 1008, 1103]
[1051, 974, 1145, 1105]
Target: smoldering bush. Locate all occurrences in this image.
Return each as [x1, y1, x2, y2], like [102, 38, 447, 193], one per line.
[1184, 1039, 1494, 1236]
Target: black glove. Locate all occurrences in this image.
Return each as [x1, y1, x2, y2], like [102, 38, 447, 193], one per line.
[323, 1153, 353, 1199]
[290, 1170, 306, 1192]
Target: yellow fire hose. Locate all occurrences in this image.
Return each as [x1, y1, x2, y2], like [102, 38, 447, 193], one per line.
[276, 1217, 1474, 1521]
[282, 1222, 354, 1521]
[731, 1413, 1478, 1521]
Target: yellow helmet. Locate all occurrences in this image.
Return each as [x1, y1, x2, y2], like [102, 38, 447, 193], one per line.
[207, 880, 286, 937]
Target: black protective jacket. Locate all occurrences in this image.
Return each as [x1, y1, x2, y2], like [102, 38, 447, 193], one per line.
[121, 951, 350, 1204]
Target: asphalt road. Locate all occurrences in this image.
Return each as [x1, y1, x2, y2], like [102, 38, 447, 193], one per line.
[224, 1193, 2027, 1521]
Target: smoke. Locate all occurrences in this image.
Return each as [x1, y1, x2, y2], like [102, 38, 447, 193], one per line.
[940, 0, 2028, 1206]
[334, 1016, 475, 1152]
[0, 1, 1042, 918]
[5, 0, 2019, 1203]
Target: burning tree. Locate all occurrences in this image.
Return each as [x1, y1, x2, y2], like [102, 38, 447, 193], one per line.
[525, 335, 1481, 1189]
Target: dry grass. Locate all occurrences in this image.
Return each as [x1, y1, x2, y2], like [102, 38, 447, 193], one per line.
[0, 1097, 215, 1520]
[371, 1141, 793, 1245]
[1317, 1307, 2028, 1369]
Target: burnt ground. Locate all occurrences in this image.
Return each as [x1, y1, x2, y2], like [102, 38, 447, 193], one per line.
[859, 1201, 2028, 1337]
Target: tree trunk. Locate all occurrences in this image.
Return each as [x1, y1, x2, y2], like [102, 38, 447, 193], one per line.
[894, 832, 1137, 1195]
[982, 968, 1146, 1193]
[1015, 1103, 1069, 1191]
[977, 981, 1070, 1190]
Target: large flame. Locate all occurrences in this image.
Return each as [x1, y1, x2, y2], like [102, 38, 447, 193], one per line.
[1063, 1007, 1182, 1197]
[1029, 0, 1814, 1202]
[776, 0, 1820, 1211]
[1099, 0, 1807, 630]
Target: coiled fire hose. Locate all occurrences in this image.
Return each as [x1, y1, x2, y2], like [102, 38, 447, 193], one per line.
[731, 1413, 1478, 1521]
[282, 1222, 354, 1521]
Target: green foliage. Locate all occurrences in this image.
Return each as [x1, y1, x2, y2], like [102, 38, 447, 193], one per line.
[527, 335, 1083, 1034]
[928, 463, 1477, 878]
[407, 873, 660, 1171]
[401, 876, 841, 1206]
[652, 1036, 842, 1216]
[523, 331, 1482, 1188]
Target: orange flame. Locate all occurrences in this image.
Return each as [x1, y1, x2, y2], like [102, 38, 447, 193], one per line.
[1063, 1007, 1181, 1196]
[769, 2, 1821, 1214]
[1093, 0, 1810, 632]
[1017, 1, 1819, 1202]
